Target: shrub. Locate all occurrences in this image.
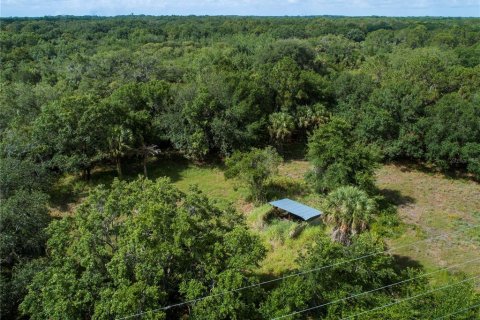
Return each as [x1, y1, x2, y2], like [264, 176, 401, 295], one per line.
[225, 147, 282, 202]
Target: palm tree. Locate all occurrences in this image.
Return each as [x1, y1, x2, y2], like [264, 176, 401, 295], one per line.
[296, 103, 328, 131]
[107, 126, 133, 178]
[324, 186, 376, 245]
[268, 112, 296, 146]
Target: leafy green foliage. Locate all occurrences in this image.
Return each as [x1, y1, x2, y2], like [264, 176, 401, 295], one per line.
[423, 93, 480, 178]
[0, 190, 49, 265]
[20, 178, 265, 319]
[0, 157, 49, 198]
[296, 103, 328, 132]
[261, 233, 480, 319]
[0, 156, 51, 318]
[0, 191, 50, 319]
[2, 16, 478, 177]
[268, 112, 296, 144]
[315, 34, 361, 69]
[324, 186, 377, 244]
[32, 95, 104, 177]
[307, 117, 381, 193]
[261, 233, 405, 318]
[269, 57, 307, 111]
[225, 147, 282, 202]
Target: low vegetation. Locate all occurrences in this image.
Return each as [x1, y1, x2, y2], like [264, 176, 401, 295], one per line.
[225, 147, 282, 202]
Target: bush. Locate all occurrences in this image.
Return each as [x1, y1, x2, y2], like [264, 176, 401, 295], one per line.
[225, 147, 282, 202]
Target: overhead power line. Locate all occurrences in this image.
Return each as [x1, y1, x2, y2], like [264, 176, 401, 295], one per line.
[271, 256, 480, 319]
[116, 223, 480, 320]
[433, 302, 480, 320]
[339, 275, 479, 320]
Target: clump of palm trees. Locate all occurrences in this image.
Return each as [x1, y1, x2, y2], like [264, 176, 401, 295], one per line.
[323, 186, 376, 245]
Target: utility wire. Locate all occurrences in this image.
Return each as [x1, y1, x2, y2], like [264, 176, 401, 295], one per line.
[433, 302, 480, 320]
[339, 275, 479, 320]
[271, 257, 480, 319]
[116, 223, 480, 320]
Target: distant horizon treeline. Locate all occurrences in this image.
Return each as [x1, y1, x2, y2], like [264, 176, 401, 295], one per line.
[1, 16, 479, 178]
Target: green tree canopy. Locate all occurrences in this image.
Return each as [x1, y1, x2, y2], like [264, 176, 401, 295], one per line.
[423, 93, 480, 178]
[20, 178, 265, 320]
[0, 157, 51, 318]
[268, 112, 296, 145]
[261, 233, 480, 319]
[104, 80, 172, 177]
[32, 95, 105, 178]
[307, 117, 380, 193]
[261, 233, 409, 319]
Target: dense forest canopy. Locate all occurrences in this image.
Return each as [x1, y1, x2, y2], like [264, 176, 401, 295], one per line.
[1, 15, 479, 319]
[1, 16, 479, 172]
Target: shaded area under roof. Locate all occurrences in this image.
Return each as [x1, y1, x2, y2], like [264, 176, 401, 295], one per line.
[269, 198, 322, 221]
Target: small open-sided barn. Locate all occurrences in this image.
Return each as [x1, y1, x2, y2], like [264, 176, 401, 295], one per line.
[269, 198, 322, 221]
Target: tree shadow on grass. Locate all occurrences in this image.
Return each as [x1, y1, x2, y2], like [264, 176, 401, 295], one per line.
[393, 254, 423, 270]
[280, 141, 307, 161]
[143, 156, 190, 183]
[48, 180, 83, 212]
[265, 178, 309, 201]
[392, 160, 478, 183]
[256, 269, 292, 291]
[49, 154, 196, 210]
[378, 188, 416, 206]
[90, 154, 197, 186]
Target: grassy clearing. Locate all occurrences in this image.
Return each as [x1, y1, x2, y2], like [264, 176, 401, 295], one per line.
[50, 156, 247, 213]
[148, 158, 247, 209]
[376, 163, 480, 279]
[50, 157, 326, 275]
[50, 156, 480, 281]
[253, 160, 480, 278]
[242, 160, 326, 275]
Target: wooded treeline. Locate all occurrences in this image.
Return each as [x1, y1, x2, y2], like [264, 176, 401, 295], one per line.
[1, 16, 479, 319]
[1, 16, 479, 175]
